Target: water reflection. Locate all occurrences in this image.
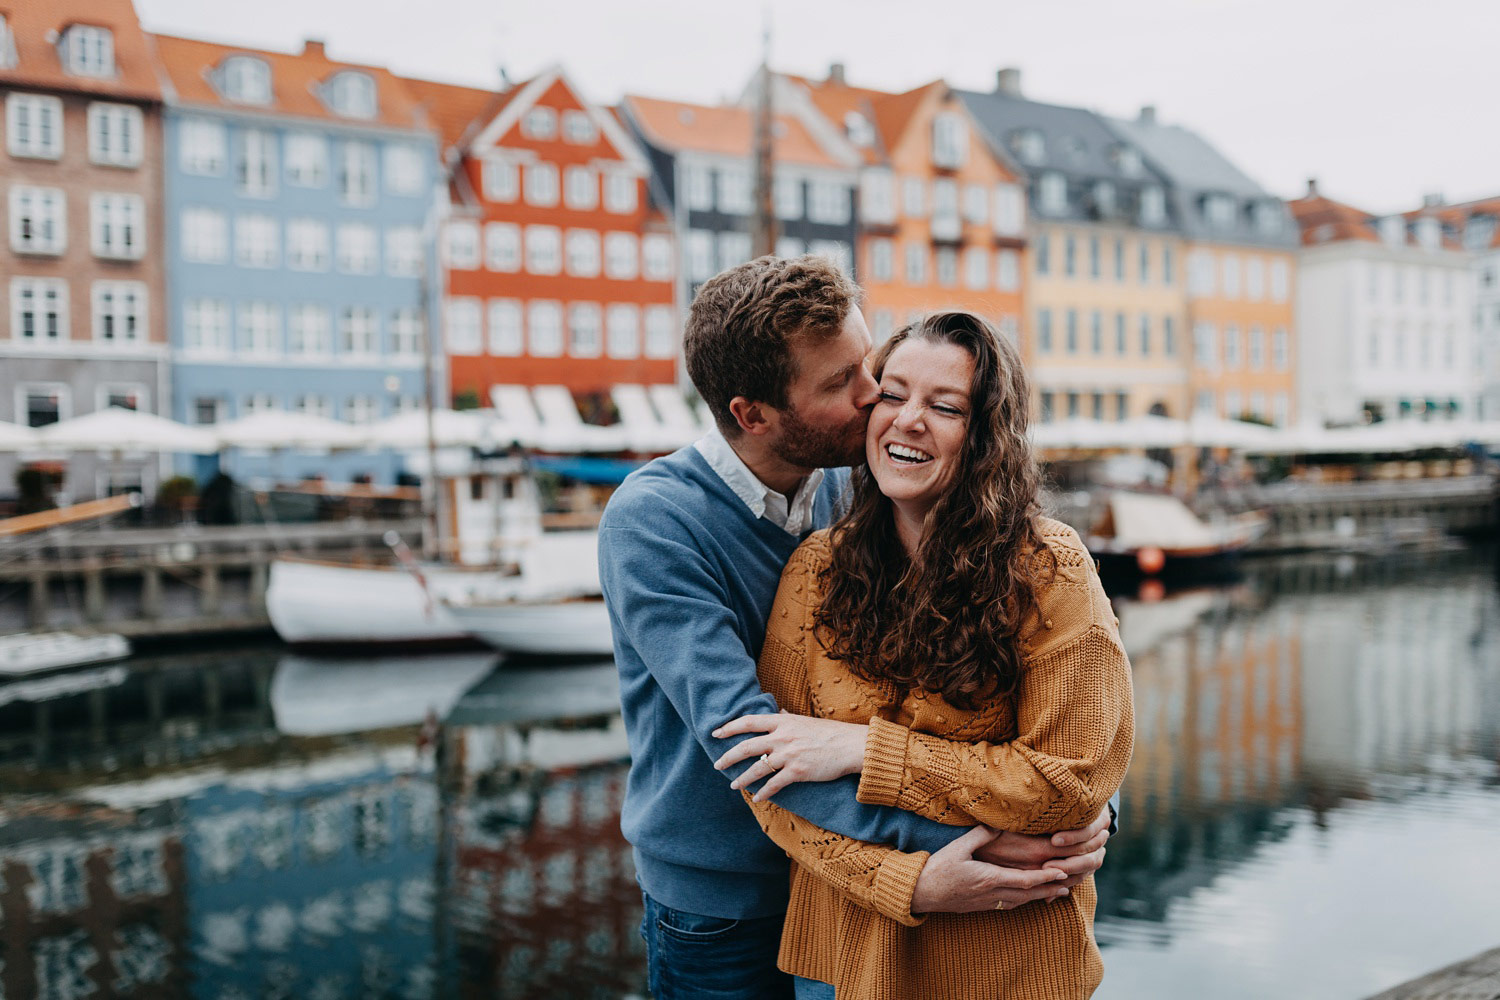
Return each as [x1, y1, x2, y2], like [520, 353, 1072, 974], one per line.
[0, 548, 1496, 999]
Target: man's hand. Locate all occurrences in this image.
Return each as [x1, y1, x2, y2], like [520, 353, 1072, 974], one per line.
[973, 806, 1111, 888]
[711, 712, 868, 800]
[911, 826, 1072, 914]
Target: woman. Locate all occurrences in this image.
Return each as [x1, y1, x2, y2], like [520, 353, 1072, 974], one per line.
[711, 312, 1134, 1000]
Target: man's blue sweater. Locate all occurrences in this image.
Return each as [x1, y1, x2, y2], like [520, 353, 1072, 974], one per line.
[598, 446, 965, 920]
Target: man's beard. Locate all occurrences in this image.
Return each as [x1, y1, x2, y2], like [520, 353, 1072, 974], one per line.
[772, 403, 868, 469]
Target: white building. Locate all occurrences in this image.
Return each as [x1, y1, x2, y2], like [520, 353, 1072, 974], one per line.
[1290, 182, 1478, 426]
[1426, 197, 1500, 420]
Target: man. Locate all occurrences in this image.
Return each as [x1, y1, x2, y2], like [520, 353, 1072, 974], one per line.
[599, 256, 1112, 1000]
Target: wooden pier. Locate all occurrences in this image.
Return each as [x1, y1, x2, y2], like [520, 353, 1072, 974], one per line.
[1366, 946, 1500, 999]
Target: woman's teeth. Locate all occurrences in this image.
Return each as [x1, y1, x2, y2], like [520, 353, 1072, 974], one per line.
[886, 443, 932, 465]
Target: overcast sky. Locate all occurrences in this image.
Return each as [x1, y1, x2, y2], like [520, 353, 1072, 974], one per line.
[136, 0, 1500, 215]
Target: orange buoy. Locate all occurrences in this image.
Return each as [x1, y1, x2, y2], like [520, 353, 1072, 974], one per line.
[1136, 547, 1166, 575]
[1138, 578, 1166, 602]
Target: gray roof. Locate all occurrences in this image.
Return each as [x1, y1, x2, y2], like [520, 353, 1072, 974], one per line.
[1105, 115, 1298, 248]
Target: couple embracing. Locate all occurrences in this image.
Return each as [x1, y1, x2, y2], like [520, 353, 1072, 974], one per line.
[598, 255, 1134, 1000]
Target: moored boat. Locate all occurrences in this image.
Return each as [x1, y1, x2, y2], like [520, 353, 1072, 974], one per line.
[441, 595, 614, 657]
[0, 631, 131, 677]
[1086, 490, 1268, 579]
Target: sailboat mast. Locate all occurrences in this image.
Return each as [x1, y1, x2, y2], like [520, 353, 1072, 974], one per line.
[750, 19, 778, 258]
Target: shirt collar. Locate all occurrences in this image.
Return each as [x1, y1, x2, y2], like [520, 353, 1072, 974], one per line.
[694, 428, 825, 534]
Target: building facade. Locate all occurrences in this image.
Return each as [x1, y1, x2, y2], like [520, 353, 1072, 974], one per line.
[411, 66, 676, 407]
[1417, 196, 1500, 421]
[153, 35, 439, 485]
[0, 0, 168, 503]
[1289, 182, 1477, 426]
[960, 71, 1189, 423]
[1106, 107, 1300, 426]
[780, 70, 1027, 347]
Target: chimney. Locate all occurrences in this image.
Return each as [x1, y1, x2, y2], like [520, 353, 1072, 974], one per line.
[1138, 105, 1156, 125]
[303, 39, 326, 59]
[1422, 191, 1444, 208]
[996, 67, 1022, 96]
[1306, 177, 1319, 198]
[828, 62, 845, 86]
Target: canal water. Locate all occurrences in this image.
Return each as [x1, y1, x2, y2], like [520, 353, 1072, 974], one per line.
[1, 548, 1497, 1000]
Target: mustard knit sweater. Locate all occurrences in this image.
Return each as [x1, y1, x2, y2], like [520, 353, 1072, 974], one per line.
[743, 519, 1135, 1000]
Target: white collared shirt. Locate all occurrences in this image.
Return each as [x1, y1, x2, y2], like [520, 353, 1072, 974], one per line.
[695, 429, 825, 536]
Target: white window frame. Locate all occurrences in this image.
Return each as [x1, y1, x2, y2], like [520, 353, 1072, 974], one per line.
[384, 144, 425, 196]
[220, 56, 272, 104]
[339, 306, 381, 360]
[606, 303, 640, 359]
[17, 382, 72, 428]
[90, 194, 145, 260]
[179, 117, 226, 175]
[181, 207, 228, 263]
[931, 112, 967, 169]
[385, 226, 422, 278]
[9, 186, 68, 255]
[285, 219, 330, 272]
[237, 128, 277, 198]
[687, 230, 715, 282]
[604, 232, 638, 280]
[564, 165, 599, 210]
[775, 175, 804, 221]
[443, 220, 480, 271]
[326, 72, 377, 120]
[524, 163, 560, 207]
[87, 103, 143, 167]
[65, 25, 115, 77]
[568, 302, 603, 358]
[486, 299, 523, 356]
[484, 222, 522, 272]
[10, 277, 69, 344]
[684, 164, 715, 212]
[284, 132, 328, 187]
[287, 304, 332, 358]
[525, 225, 563, 275]
[717, 167, 752, 216]
[528, 300, 563, 357]
[642, 234, 673, 281]
[234, 214, 280, 269]
[182, 298, 230, 357]
[339, 141, 378, 207]
[859, 169, 895, 225]
[522, 108, 557, 140]
[565, 228, 602, 278]
[336, 223, 379, 275]
[6, 93, 64, 159]
[390, 308, 423, 360]
[562, 109, 597, 144]
[1038, 172, 1067, 215]
[869, 239, 894, 283]
[807, 180, 850, 225]
[238, 301, 281, 359]
[482, 157, 519, 203]
[91, 281, 147, 345]
[604, 169, 638, 214]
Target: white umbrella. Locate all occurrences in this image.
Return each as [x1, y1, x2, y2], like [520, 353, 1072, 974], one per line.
[1187, 415, 1279, 451]
[0, 419, 39, 452]
[363, 408, 493, 450]
[215, 410, 366, 451]
[37, 407, 218, 454]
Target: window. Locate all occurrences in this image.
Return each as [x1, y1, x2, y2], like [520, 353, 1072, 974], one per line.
[900, 242, 924, 283]
[287, 304, 331, 357]
[1138, 314, 1151, 355]
[1090, 311, 1102, 354]
[993, 183, 1025, 236]
[936, 247, 958, 287]
[1037, 309, 1053, 352]
[285, 219, 330, 271]
[87, 103, 142, 166]
[339, 306, 379, 358]
[1195, 390, 1216, 415]
[1035, 232, 1050, 276]
[21, 384, 68, 427]
[444, 221, 479, 270]
[963, 184, 988, 225]
[645, 305, 674, 358]
[1223, 324, 1241, 368]
[0, 15, 15, 70]
[808, 181, 849, 225]
[327, 72, 377, 119]
[343, 395, 378, 424]
[1065, 310, 1078, 353]
[931, 112, 967, 169]
[993, 249, 1020, 293]
[1162, 244, 1174, 286]
[717, 167, 752, 215]
[1115, 312, 1127, 354]
[1222, 254, 1241, 298]
[931, 179, 960, 227]
[1063, 234, 1076, 277]
[902, 177, 926, 217]
[1272, 393, 1289, 426]
[183, 298, 229, 355]
[181, 208, 228, 263]
[1203, 193, 1236, 230]
[1139, 186, 1166, 226]
[483, 157, 519, 202]
[1248, 326, 1265, 369]
[1114, 238, 1125, 280]
[963, 247, 989, 290]
[607, 303, 640, 358]
[64, 25, 114, 77]
[1163, 316, 1176, 356]
[221, 57, 272, 104]
[385, 226, 422, 277]
[809, 240, 851, 277]
[1038, 172, 1067, 215]
[484, 222, 521, 272]
[525, 225, 562, 274]
[1089, 235, 1101, 278]
[565, 229, 601, 277]
[860, 169, 895, 224]
[487, 299, 523, 356]
[1245, 257, 1265, 301]
[238, 301, 280, 358]
[243, 392, 277, 415]
[1273, 326, 1289, 370]
[235, 215, 279, 268]
[339, 141, 377, 206]
[564, 166, 598, 210]
[91, 194, 145, 259]
[285, 133, 328, 186]
[295, 393, 331, 419]
[562, 110, 597, 144]
[1067, 392, 1080, 418]
[6, 94, 64, 159]
[9, 186, 67, 254]
[525, 163, 559, 206]
[870, 239, 894, 282]
[390, 308, 422, 359]
[775, 175, 804, 221]
[776, 236, 803, 259]
[1039, 391, 1055, 423]
[384, 144, 425, 195]
[522, 108, 557, 140]
[237, 129, 277, 197]
[1115, 392, 1129, 422]
[604, 170, 637, 213]
[10, 278, 68, 343]
[528, 301, 563, 356]
[193, 397, 224, 425]
[1138, 241, 1150, 284]
[642, 234, 673, 281]
[716, 231, 752, 272]
[687, 230, 715, 282]
[1091, 392, 1105, 420]
[179, 117, 226, 174]
[605, 232, 638, 279]
[336, 224, 378, 274]
[1188, 249, 1215, 296]
[684, 165, 714, 212]
[1092, 181, 1116, 217]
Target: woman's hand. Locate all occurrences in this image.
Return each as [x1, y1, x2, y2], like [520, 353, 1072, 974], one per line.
[911, 826, 1072, 914]
[711, 712, 869, 801]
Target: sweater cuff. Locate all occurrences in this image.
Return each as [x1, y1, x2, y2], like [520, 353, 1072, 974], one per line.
[856, 716, 911, 807]
[871, 848, 929, 927]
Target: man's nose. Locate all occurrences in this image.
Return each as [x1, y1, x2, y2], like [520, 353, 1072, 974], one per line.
[854, 367, 880, 409]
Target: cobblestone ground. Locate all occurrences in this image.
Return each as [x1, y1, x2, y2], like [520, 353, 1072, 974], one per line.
[1368, 947, 1500, 1000]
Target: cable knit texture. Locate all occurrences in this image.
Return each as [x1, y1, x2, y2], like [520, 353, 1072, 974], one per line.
[742, 517, 1134, 1000]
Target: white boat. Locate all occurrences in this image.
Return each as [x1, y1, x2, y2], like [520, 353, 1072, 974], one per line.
[442, 595, 615, 657]
[0, 631, 131, 677]
[269, 651, 498, 736]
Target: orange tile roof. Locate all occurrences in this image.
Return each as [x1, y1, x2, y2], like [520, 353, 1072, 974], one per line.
[1287, 192, 1379, 246]
[870, 81, 939, 158]
[623, 93, 842, 168]
[1407, 195, 1500, 250]
[400, 74, 507, 151]
[150, 33, 426, 130]
[0, 0, 161, 100]
[785, 72, 887, 165]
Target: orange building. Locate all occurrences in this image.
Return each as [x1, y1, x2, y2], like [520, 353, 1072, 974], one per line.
[404, 65, 676, 407]
[778, 69, 1027, 345]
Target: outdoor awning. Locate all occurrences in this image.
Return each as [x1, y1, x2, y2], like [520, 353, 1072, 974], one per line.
[529, 454, 645, 484]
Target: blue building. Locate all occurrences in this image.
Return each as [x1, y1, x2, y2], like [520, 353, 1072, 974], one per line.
[153, 35, 440, 485]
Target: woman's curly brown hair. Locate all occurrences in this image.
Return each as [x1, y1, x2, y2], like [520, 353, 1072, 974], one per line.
[814, 311, 1055, 709]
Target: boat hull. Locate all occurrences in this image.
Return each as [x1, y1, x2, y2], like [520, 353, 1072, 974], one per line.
[444, 600, 615, 656]
[266, 560, 489, 648]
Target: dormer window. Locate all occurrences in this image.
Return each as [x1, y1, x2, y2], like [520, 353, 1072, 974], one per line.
[1464, 215, 1496, 251]
[1415, 217, 1440, 250]
[221, 57, 272, 105]
[1038, 172, 1067, 215]
[1202, 192, 1236, 229]
[1092, 181, 1116, 217]
[63, 25, 115, 78]
[0, 16, 17, 71]
[1140, 185, 1167, 226]
[326, 72, 377, 119]
[931, 113, 966, 170]
[844, 112, 875, 148]
[1010, 128, 1045, 165]
[1114, 145, 1142, 178]
[522, 108, 557, 140]
[1378, 216, 1405, 247]
[562, 110, 597, 144]
[1251, 200, 1281, 236]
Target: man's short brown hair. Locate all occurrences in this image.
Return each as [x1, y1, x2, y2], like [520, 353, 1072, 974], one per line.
[684, 254, 861, 436]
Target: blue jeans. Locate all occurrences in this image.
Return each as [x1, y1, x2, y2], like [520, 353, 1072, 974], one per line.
[640, 890, 794, 1000]
[793, 977, 835, 1000]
